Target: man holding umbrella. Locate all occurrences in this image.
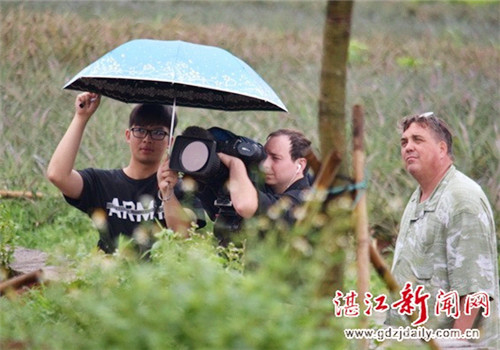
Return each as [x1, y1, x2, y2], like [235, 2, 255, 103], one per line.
[55, 39, 289, 250]
[47, 92, 205, 254]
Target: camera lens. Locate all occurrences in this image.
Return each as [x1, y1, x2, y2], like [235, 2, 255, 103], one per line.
[181, 141, 210, 172]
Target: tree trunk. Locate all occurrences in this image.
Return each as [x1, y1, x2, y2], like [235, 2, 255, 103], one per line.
[317, 0, 353, 294]
[319, 0, 353, 159]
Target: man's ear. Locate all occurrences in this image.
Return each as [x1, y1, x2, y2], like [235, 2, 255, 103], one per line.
[169, 135, 176, 147]
[125, 128, 131, 143]
[298, 158, 307, 173]
[439, 140, 448, 158]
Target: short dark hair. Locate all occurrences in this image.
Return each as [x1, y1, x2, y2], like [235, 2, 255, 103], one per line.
[267, 129, 312, 161]
[128, 104, 177, 130]
[399, 112, 454, 159]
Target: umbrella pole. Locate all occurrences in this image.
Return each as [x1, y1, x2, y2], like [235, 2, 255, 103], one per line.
[168, 97, 177, 154]
[161, 97, 177, 204]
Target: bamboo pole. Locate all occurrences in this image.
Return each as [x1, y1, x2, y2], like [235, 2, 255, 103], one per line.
[352, 105, 370, 350]
[305, 149, 322, 175]
[297, 149, 342, 221]
[297, 149, 342, 234]
[369, 244, 400, 293]
[312, 150, 342, 191]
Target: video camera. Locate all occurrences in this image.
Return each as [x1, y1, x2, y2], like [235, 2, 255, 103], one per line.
[170, 126, 266, 186]
[169, 126, 266, 242]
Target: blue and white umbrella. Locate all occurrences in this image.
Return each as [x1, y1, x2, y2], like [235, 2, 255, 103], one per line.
[63, 39, 287, 113]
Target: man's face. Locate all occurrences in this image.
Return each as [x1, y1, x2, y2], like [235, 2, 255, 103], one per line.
[126, 125, 169, 165]
[400, 122, 443, 180]
[261, 134, 297, 189]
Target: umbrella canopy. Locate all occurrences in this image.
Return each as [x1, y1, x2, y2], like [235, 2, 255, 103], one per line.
[63, 39, 287, 112]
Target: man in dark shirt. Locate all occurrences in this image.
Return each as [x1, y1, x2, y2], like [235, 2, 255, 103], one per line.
[47, 92, 204, 253]
[215, 129, 312, 243]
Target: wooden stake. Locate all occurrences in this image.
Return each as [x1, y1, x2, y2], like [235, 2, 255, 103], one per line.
[305, 149, 322, 175]
[368, 244, 400, 293]
[0, 269, 43, 296]
[312, 150, 342, 190]
[0, 190, 43, 199]
[352, 105, 370, 349]
[353, 105, 370, 297]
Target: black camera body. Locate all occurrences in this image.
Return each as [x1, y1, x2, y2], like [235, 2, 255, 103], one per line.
[210, 127, 266, 167]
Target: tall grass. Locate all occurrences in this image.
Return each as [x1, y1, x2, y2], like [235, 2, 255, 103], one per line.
[0, 1, 498, 348]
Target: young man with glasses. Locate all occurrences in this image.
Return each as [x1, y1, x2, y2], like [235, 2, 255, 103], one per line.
[47, 92, 205, 254]
[387, 112, 498, 348]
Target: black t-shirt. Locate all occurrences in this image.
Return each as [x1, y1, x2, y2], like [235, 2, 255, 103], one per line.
[65, 168, 205, 253]
[197, 174, 311, 220]
[196, 175, 311, 244]
[257, 175, 311, 224]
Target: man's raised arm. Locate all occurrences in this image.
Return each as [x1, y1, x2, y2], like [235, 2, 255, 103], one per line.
[46, 92, 100, 199]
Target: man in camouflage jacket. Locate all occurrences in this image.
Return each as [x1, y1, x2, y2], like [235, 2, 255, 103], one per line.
[389, 112, 499, 349]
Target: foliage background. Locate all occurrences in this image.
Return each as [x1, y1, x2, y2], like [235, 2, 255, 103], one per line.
[0, 1, 498, 349]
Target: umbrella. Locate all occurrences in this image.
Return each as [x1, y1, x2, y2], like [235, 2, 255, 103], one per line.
[63, 39, 287, 113]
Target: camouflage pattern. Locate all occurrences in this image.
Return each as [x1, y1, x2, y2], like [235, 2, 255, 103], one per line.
[389, 165, 499, 348]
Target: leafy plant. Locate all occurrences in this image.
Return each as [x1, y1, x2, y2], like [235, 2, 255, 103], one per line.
[0, 229, 349, 349]
[0, 202, 19, 278]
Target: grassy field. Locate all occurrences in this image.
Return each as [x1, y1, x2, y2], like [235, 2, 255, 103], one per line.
[1, 1, 499, 349]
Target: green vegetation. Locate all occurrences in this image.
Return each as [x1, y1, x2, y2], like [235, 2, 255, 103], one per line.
[0, 1, 498, 349]
[0, 231, 346, 349]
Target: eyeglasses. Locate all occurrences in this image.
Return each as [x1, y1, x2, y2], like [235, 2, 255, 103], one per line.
[130, 127, 169, 141]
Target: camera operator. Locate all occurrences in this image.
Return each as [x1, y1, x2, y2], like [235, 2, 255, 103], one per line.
[169, 126, 311, 244]
[218, 128, 312, 226]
